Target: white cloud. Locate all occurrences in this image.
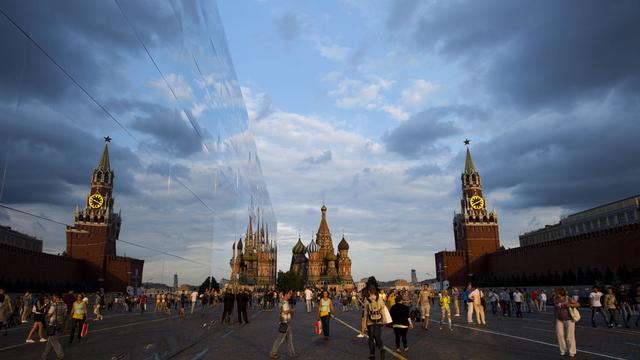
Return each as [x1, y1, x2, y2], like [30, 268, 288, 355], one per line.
[328, 77, 395, 109]
[315, 42, 351, 61]
[401, 79, 439, 106]
[380, 104, 410, 121]
[248, 92, 463, 280]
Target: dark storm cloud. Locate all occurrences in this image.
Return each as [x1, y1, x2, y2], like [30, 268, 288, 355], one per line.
[0, 106, 140, 207]
[404, 163, 443, 181]
[108, 99, 204, 157]
[275, 11, 303, 44]
[302, 150, 332, 165]
[403, 0, 640, 110]
[0, 0, 178, 105]
[461, 102, 640, 210]
[386, 0, 420, 31]
[383, 106, 487, 158]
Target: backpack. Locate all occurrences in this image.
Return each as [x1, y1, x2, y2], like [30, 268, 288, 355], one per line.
[368, 299, 382, 322]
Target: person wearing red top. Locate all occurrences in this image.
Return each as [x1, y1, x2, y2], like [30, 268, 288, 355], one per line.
[531, 290, 538, 312]
[62, 290, 75, 332]
[140, 293, 147, 314]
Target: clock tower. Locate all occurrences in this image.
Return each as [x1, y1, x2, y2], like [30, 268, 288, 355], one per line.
[452, 140, 500, 279]
[66, 137, 122, 287]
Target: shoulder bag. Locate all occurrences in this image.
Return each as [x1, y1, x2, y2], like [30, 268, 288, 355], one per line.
[568, 306, 581, 322]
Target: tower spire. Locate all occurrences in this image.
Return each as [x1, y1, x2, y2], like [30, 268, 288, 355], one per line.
[98, 136, 111, 171]
[464, 139, 476, 174]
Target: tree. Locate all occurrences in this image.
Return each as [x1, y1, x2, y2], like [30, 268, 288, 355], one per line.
[276, 271, 303, 293]
[603, 267, 614, 285]
[576, 268, 585, 285]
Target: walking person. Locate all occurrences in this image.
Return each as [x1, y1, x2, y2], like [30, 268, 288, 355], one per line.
[470, 286, 486, 325]
[190, 289, 199, 315]
[21, 291, 32, 324]
[513, 289, 524, 318]
[364, 278, 385, 360]
[68, 294, 87, 343]
[0, 288, 12, 336]
[488, 289, 498, 315]
[539, 290, 548, 312]
[304, 287, 313, 313]
[140, 293, 147, 315]
[439, 289, 453, 331]
[416, 285, 431, 330]
[318, 290, 335, 339]
[237, 288, 249, 324]
[93, 292, 103, 321]
[269, 290, 298, 359]
[357, 288, 367, 338]
[464, 284, 474, 324]
[179, 291, 187, 318]
[617, 284, 632, 328]
[451, 287, 460, 317]
[531, 289, 539, 312]
[589, 286, 608, 327]
[499, 288, 511, 317]
[604, 287, 618, 328]
[41, 293, 67, 360]
[221, 289, 235, 324]
[524, 288, 532, 313]
[554, 288, 578, 358]
[26, 295, 47, 343]
[390, 297, 412, 353]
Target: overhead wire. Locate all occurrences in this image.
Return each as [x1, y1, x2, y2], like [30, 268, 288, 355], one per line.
[0, 203, 220, 269]
[0, 4, 238, 233]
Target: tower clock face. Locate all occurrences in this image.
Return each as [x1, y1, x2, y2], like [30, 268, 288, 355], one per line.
[88, 193, 104, 209]
[469, 195, 484, 210]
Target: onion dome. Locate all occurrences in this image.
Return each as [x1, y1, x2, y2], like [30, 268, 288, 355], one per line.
[237, 239, 243, 250]
[307, 240, 317, 253]
[338, 236, 349, 250]
[292, 238, 306, 254]
[325, 252, 337, 261]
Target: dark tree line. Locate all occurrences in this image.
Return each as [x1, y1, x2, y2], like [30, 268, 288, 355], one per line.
[474, 265, 636, 288]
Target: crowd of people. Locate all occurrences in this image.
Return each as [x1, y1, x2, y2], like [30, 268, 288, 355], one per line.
[2, 282, 639, 359]
[267, 281, 640, 359]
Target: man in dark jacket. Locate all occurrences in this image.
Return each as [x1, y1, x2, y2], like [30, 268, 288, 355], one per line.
[221, 289, 235, 324]
[237, 287, 249, 324]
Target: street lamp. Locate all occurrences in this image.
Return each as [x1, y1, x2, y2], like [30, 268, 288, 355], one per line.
[437, 263, 448, 291]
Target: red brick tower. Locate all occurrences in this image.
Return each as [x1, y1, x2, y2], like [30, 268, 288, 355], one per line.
[66, 137, 122, 288]
[453, 140, 500, 278]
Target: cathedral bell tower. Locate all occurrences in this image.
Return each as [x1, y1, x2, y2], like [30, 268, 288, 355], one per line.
[453, 140, 500, 278]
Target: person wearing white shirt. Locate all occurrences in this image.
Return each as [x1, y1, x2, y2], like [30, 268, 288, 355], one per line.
[190, 290, 199, 315]
[539, 290, 548, 312]
[304, 288, 313, 313]
[513, 289, 523, 318]
[589, 286, 608, 327]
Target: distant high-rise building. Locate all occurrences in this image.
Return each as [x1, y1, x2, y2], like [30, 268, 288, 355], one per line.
[173, 274, 178, 290]
[411, 269, 418, 285]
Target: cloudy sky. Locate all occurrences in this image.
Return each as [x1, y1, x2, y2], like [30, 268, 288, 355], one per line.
[1, 0, 639, 285]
